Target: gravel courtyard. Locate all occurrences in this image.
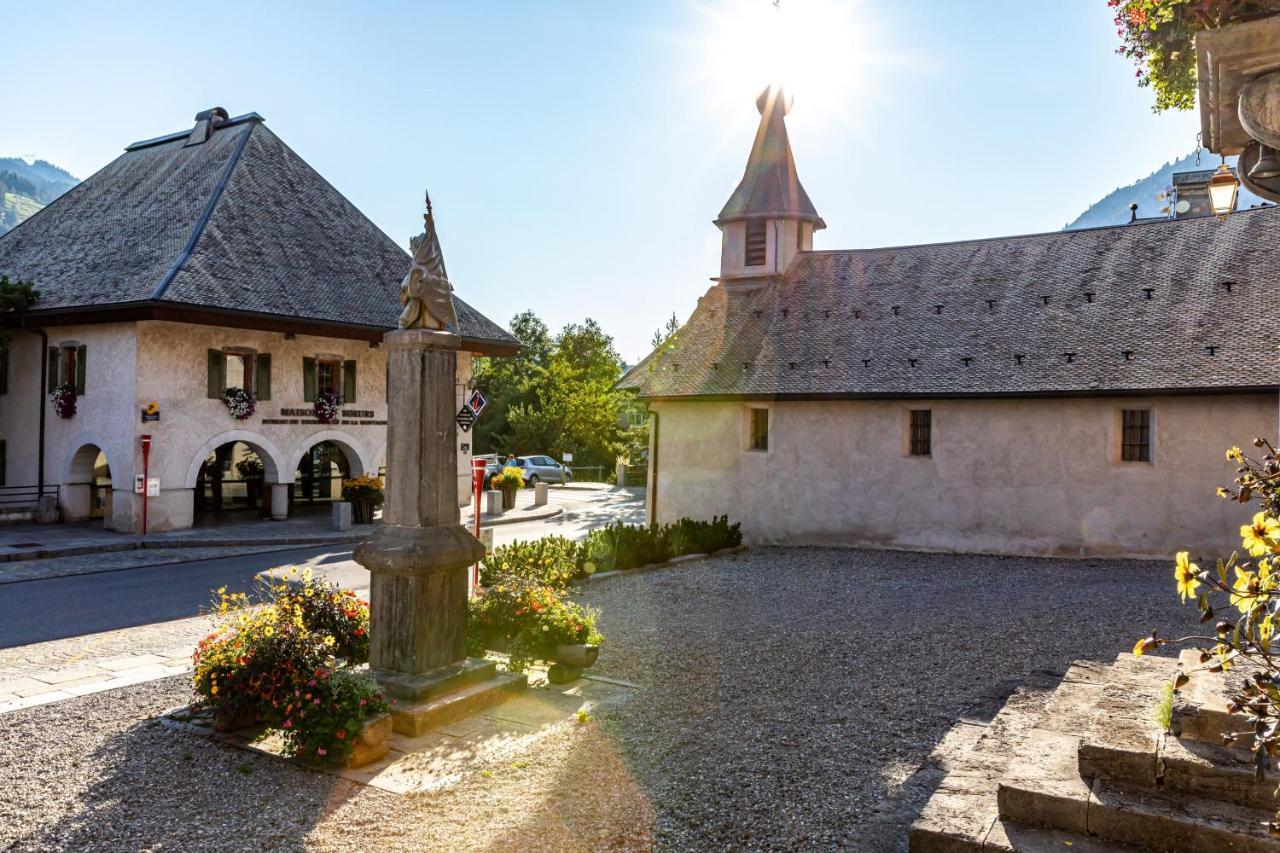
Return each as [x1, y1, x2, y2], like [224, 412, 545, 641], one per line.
[0, 547, 1192, 851]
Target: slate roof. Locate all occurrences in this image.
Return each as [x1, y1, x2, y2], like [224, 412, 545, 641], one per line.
[619, 205, 1280, 398]
[0, 111, 516, 351]
[717, 86, 823, 227]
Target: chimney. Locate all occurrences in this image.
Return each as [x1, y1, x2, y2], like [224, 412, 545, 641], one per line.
[185, 107, 230, 147]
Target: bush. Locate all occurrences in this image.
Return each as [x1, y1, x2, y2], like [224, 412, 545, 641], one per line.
[466, 577, 602, 672]
[491, 465, 525, 490]
[192, 570, 385, 765]
[480, 536, 579, 590]
[577, 516, 741, 573]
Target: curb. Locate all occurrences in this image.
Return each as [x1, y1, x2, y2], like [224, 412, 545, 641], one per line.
[583, 545, 747, 583]
[466, 506, 564, 527]
[0, 543, 335, 587]
[0, 531, 372, 565]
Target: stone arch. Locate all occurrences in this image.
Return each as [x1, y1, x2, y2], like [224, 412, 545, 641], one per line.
[184, 430, 288, 488]
[372, 441, 387, 475]
[63, 438, 116, 524]
[287, 430, 372, 479]
[64, 435, 115, 487]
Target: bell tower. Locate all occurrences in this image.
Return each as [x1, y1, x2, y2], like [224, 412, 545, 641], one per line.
[715, 84, 825, 286]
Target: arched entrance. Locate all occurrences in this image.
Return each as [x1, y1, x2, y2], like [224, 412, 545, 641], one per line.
[293, 440, 354, 510]
[195, 441, 272, 520]
[65, 443, 113, 524]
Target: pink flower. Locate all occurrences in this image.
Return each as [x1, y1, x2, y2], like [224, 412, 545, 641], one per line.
[313, 698, 320, 705]
[283, 719, 293, 729]
[316, 747, 327, 756]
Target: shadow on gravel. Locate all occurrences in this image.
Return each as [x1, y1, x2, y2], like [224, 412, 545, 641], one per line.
[18, 713, 361, 851]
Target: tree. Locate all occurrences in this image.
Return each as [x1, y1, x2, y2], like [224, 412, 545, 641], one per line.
[0, 275, 39, 345]
[471, 311, 552, 454]
[650, 312, 680, 350]
[1109, 1, 1280, 112]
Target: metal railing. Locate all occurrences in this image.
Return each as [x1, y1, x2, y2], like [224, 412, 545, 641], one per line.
[0, 484, 59, 510]
[568, 465, 606, 483]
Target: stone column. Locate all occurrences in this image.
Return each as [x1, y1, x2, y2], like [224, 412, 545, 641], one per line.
[270, 484, 289, 520]
[354, 329, 485, 700]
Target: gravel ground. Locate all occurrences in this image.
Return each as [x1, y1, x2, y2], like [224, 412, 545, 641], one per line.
[0, 546, 1192, 851]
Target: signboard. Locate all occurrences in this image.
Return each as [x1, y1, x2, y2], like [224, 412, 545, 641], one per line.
[141, 410, 160, 422]
[134, 475, 145, 494]
[455, 406, 476, 433]
[562, 452, 574, 462]
[467, 389, 487, 416]
[147, 478, 160, 497]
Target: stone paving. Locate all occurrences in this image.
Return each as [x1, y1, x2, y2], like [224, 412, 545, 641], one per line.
[0, 543, 309, 585]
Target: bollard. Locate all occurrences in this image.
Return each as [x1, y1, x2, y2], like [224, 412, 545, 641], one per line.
[331, 501, 353, 531]
[480, 527, 495, 554]
[616, 462, 627, 487]
[533, 482, 548, 506]
[484, 489, 503, 515]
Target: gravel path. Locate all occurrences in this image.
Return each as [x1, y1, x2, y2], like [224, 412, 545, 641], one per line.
[0, 546, 1192, 851]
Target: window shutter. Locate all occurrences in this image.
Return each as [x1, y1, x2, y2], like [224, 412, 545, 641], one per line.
[75, 345, 87, 395]
[47, 347, 58, 392]
[0, 439, 6, 486]
[207, 349, 224, 398]
[0, 342, 8, 394]
[303, 357, 317, 402]
[343, 359, 357, 402]
[255, 353, 272, 401]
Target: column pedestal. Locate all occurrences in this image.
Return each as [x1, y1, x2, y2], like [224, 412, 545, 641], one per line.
[270, 483, 289, 520]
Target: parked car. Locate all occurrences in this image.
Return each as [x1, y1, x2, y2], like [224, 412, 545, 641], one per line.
[484, 454, 573, 487]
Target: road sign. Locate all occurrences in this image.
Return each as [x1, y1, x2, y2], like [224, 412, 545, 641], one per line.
[467, 389, 487, 416]
[455, 406, 476, 432]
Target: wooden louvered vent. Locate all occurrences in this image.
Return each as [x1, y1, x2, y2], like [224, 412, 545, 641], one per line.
[745, 220, 767, 267]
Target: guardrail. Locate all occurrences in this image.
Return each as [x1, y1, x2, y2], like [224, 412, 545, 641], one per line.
[0, 484, 59, 510]
[568, 465, 606, 483]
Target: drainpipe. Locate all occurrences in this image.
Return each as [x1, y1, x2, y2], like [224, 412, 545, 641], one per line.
[648, 410, 659, 526]
[20, 321, 48, 494]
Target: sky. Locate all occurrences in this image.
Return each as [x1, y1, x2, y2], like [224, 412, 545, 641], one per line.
[2, 1, 1201, 362]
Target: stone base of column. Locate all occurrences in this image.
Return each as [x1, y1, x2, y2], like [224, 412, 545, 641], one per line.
[373, 656, 497, 703]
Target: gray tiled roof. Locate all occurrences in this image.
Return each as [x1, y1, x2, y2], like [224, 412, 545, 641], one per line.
[0, 114, 516, 348]
[619, 207, 1280, 398]
[717, 86, 823, 226]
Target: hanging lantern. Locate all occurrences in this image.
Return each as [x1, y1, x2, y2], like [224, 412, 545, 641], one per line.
[1207, 162, 1240, 216]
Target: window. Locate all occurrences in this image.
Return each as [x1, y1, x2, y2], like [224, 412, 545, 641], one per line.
[303, 357, 356, 402]
[317, 360, 338, 396]
[745, 220, 767, 267]
[909, 409, 932, 457]
[47, 344, 86, 394]
[207, 349, 271, 400]
[1121, 409, 1151, 462]
[796, 223, 806, 252]
[749, 407, 769, 451]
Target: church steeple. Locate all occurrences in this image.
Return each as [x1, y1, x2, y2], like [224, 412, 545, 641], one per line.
[716, 84, 825, 284]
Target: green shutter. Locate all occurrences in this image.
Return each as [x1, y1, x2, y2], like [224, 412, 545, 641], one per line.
[303, 357, 317, 402]
[207, 349, 225, 398]
[342, 359, 357, 402]
[255, 353, 272, 400]
[47, 347, 58, 392]
[75, 345, 86, 395]
[0, 342, 8, 395]
[0, 440, 5, 486]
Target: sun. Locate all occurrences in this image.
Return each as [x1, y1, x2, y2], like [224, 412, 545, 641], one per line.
[692, 0, 874, 125]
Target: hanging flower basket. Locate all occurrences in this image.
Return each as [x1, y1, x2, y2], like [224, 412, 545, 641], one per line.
[221, 387, 256, 421]
[314, 391, 343, 424]
[49, 383, 77, 419]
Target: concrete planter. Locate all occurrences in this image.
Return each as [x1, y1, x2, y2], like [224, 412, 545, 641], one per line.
[554, 643, 599, 669]
[343, 712, 392, 768]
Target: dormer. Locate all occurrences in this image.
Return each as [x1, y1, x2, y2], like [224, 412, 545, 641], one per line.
[715, 85, 825, 286]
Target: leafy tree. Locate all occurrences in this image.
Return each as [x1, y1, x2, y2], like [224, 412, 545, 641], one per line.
[1109, 0, 1280, 112]
[0, 275, 39, 345]
[472, 311, 552, 455]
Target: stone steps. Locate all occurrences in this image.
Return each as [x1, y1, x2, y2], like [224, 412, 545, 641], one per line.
[389, 671, 528, 737]
[910, 652, 1280, 851]
[1172, 648, 1254, 748]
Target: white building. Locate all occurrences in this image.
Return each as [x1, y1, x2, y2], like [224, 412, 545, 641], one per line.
[620, 86, 1280, 559]
[0, 108, 516, 532]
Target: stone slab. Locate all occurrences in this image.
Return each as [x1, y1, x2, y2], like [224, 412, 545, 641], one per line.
[1087, 779, 1280, 853]
[390, 672, 528, 737]
[1160, 735, 1280, 812]
[983, 820, 1138, 852]
[375, 656, 496, 703]
[998, 729, 1092, 835]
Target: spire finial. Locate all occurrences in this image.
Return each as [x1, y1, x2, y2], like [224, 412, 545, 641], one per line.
[424, 189, 433, 223]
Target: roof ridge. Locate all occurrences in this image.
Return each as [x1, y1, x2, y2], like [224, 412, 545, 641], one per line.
[150, 122, 255, 301]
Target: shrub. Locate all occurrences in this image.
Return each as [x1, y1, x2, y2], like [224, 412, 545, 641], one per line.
[480, 536, 579, 590]
[576, 516, 741, 573]
[466, 577, 602, 672]
[490, 465, 525, 490]
[341, 474, 385, 509]
[192, 570, 385, 765]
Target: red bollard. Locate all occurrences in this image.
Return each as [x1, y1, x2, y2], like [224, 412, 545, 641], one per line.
[471, 457, 488, 589]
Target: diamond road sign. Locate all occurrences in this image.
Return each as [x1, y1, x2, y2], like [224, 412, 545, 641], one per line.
[467, 389, 488, 416]
[455, 406, 476, 432]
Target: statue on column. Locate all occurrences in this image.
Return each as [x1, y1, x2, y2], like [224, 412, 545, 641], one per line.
[398, 191, 459, 331]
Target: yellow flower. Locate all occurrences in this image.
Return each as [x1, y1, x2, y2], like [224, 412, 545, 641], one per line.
[1227, 446, 1244, 462]
[1232, 567, 1259, 614]
[264, 626, 275, 637]
[1240, 512, 1280, 557]
[323, 635, 335, 647]
[1174, 552, 1201, 603]
[1216, 487, 1231, 499]
[1261, 614, 1276, 647]
[145, 400, 159, 415]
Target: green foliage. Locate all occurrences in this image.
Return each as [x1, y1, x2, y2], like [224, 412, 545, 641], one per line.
[1108, 0, 1280, 112]
[278, 670, 389, 765]
[480, 536, 580, 590]
[0, 275, 39, 345]
[1152, 681, 1175, 732]
[650, 312, 680, 350]
[579, 516, 741, 573]
[473, 311, 627, 467]
[467, 576, 602, 672]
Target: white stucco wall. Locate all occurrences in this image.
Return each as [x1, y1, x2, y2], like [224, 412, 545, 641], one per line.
[649, 394, 1273, 560]
[0, 319, 477, 533]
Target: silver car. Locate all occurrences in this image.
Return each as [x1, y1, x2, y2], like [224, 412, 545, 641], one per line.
[506, 455, 573, 486]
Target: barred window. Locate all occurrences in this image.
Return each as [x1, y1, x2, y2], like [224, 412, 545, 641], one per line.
[1121, 409, 1151, 462]
[749, 408, 769, 451]
[909, 409, 932, 457]
[745, 220, 767, 266]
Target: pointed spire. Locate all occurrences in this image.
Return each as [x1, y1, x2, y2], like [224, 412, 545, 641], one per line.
[716, 84, 824, 228]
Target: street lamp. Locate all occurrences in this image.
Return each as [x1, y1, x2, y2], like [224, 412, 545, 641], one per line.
[1207, 162, 1240, 216]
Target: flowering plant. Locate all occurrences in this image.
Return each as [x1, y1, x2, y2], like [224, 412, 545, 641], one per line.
[314, 391, 343, 423]
[221, 387, 256, 420]
[341, 474, 385, 509]
[144, 400, 159, 416]
[467, 576, 601, 672]
[192, 569, 382, 764]
[490, 465, 525, 491]
[49, 383, 76, 419]
[235, 457, 264, 479]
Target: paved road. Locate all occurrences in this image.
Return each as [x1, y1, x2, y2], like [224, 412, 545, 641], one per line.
[0, 486, 643, 649]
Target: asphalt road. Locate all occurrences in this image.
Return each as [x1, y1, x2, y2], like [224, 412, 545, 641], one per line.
[0, 486, 644, 649]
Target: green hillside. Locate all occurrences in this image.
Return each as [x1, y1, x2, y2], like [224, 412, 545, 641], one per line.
[0, 158, 78, 236]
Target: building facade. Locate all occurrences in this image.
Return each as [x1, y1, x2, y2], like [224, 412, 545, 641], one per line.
[0, 108, 516, 532]
[619, 86, 1280, 559]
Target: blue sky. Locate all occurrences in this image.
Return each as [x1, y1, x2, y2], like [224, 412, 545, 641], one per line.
[3, 1, 1200, 361]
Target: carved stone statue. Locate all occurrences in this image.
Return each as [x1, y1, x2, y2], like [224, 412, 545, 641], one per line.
[398, 193, 459, 331]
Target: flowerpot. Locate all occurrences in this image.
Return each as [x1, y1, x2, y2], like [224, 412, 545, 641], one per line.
[501, 486, 517, 510]
[352, 499, 373, 524]
[211, 704, 258, 733]
[554, 643, 599, 669]
[547, 663, 582, 684]
[343, 712, 392, 768]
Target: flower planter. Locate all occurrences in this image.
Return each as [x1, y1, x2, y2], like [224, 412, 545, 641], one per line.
[501, 486, 518, 510]
[211, 705, 259, 733]
[343, 712, 392, 768]
[351, 498, 374, 524]
[554, 643, 599, 669]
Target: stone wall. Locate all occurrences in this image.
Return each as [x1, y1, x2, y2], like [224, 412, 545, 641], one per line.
[648, 393, 1275, 559]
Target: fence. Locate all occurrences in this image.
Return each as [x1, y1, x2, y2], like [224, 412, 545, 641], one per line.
[568, 465, 607, 483]
[0, 484, 60, 511]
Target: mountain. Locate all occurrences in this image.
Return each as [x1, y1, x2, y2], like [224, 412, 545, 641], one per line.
[0, 157, 78, 237]
[1066, 149, 1267, 230]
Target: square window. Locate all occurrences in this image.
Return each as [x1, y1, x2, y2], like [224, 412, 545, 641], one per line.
[317, 360, 339, 395]
[749, 407, 769, 451]
[1121, 409, 1151, 462]
[909, 409, 932, 456]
